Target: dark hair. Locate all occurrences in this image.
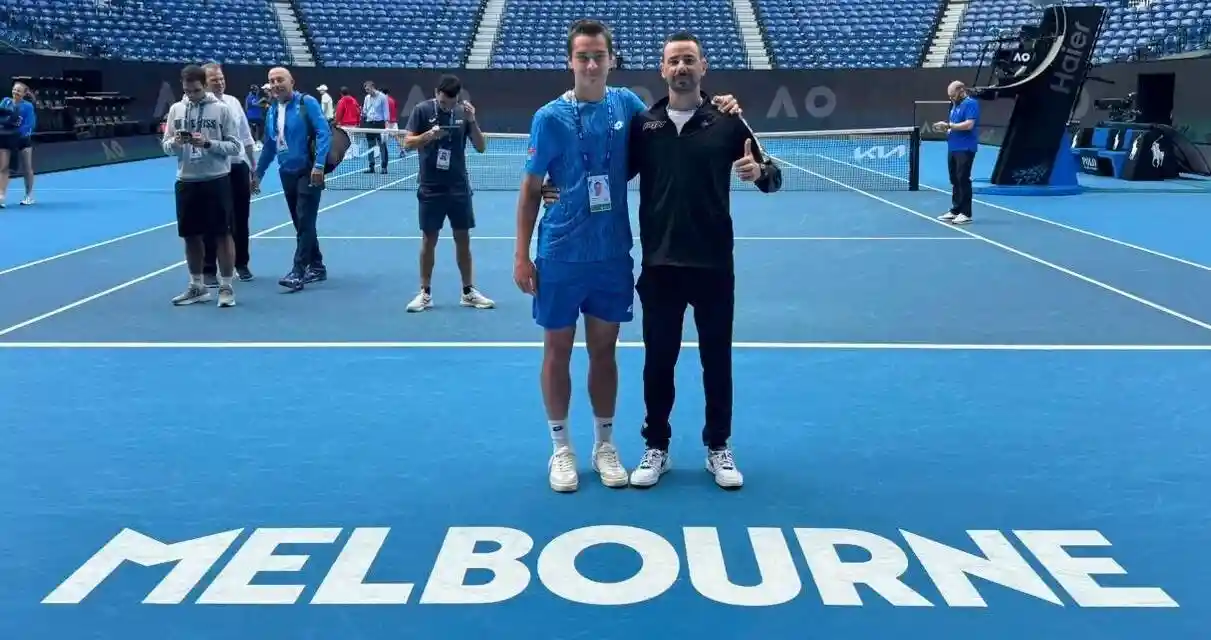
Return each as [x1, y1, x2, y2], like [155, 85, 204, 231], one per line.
[180, 64, 207, 85]
[437, 74, 461, 97]
[381, 87, 390, 95]
[340, 86, 349, 96]
[663, 31, 704, 58]
[566, 19, 614, 56]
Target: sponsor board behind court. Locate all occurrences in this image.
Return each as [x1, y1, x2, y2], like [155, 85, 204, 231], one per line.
[9, 55, 1211, 144]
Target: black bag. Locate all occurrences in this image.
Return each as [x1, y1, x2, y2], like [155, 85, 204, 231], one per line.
[303, 95, 351, 174]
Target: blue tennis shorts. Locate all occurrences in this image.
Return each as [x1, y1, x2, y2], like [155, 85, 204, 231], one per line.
[532, 257, 636, 330]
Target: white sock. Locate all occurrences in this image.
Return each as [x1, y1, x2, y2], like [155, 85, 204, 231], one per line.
[594, 416, 614, 444]
[219, 276, 233, 287]
[549, 419, 570, 450]
[190, 274, 203, 286]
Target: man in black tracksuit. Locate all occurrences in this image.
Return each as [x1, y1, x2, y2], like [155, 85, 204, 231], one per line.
[624, 32, 782, 491]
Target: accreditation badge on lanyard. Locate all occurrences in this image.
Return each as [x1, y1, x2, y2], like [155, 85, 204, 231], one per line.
[436, 101, 456, 171]
[571, 94, 614, 213]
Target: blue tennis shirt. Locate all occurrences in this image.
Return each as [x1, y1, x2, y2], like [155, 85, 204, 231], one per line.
[948, 96, 981, 153]
[524, 86, 647, 263]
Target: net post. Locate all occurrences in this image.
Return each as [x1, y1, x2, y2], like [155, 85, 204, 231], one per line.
[908, 126, 921, 191]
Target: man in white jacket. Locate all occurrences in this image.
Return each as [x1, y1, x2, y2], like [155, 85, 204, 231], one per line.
[199, 62, 258, 286]
[161, 64, 244, 308]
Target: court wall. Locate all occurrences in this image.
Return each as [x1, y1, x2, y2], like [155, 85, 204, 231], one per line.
[8, 55, 1211, 144]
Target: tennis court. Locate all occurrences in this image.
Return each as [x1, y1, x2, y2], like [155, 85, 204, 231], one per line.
[0, 128, 1208, 640]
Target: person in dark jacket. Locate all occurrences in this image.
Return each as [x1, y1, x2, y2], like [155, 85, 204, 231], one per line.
[624, 31, 781, 490]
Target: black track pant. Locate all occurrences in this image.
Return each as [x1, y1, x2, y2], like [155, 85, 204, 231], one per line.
[948, 150, 975, 217]
[637, 265, 735, 451]
[203, 162, 252, 274]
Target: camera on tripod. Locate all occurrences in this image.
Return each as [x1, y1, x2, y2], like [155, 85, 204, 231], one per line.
[1093, 93, 1140, 123]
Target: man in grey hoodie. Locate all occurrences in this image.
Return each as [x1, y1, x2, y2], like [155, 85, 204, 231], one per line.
[162, 64, 245, 308]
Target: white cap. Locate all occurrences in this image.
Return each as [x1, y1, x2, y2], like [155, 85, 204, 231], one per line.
[317, 84, 328, 91]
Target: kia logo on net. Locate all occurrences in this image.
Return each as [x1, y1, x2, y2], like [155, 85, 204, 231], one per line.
[853, 145, 906, 162]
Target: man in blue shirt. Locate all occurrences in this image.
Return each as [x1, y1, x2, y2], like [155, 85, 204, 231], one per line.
[513, 19, 739, 493]
[0, 81, 36, 207]
[361, 81, 390, 174]
[253, 67, 332, 292]
[934, 80, 980, 225]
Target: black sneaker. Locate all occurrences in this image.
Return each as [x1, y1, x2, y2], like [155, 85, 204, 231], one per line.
[302, 266, 327, 284]
[203, 273, 220, 288]
[278, 271, 304, 292]
[236, 266, 254, 282]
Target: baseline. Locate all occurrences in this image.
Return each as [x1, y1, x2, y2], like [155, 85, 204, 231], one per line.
[1, 340, 1210, 351]
[771, 157, 1211, 334]
[0, 173, 417, 338]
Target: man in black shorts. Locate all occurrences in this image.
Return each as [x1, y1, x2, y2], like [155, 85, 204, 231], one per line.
[400, 74, 494, 312]
[160, 64, 245, 308]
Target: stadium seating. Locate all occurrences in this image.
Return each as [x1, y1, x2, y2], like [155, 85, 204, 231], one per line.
[490, 0, 750, 70]
[3, 0, 289, 64]
[948, 0, 1211, 66]
[755, 0, 943, 69]
[298, 0, 483, 67]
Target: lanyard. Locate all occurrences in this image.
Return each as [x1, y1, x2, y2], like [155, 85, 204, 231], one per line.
[569, 93, 613, 174]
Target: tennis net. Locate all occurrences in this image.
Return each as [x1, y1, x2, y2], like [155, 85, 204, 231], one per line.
[325, 125, 920, 192]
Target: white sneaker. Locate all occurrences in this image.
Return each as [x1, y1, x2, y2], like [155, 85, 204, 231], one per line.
[549, 446, 579, 492]
[592, 442, 629, 488]
[172, 283, 211, 306]
[629, 448, 670, 488]
[460, 286, 495, 309]
[19, 195, 34, 206]
[706, 448, 744, 488]
[406, 290, 432, 313]
[217, 284, 236, 308]
[937, 212, 956, 222]
[951, 214, 971, 225]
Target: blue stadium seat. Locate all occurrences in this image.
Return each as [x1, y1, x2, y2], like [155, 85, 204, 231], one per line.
[754, 0, 944, 69]
[490, 0, 751, 70]
[4, 0, 289, 64]
[948, 0, 1211, 67]
[297, 0, 484, 67]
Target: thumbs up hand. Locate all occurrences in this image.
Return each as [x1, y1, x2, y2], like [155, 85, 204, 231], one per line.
[733, 138, 762, 182]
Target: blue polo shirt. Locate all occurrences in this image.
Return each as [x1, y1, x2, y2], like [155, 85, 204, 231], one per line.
[948, 96, 980, 153]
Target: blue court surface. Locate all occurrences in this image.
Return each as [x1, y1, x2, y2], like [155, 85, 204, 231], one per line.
[2, 141, 1210, 639]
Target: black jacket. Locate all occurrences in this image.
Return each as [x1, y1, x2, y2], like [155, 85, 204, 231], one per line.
[627, 92, 782, 271]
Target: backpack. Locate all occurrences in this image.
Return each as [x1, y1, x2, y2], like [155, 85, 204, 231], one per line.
[301, 94, 350, 174]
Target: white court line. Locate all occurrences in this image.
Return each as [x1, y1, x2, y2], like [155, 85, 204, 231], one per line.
[0, 172, 417, 338]
[810, 152, 1211, 273]
[250, 235, 978, 241]
[777, 157, 1211, 333]
[0, 156, 411, 279]
[1, 340, 1209, 351]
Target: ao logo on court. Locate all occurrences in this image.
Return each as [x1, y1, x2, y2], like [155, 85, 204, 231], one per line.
[44, 525, 1178, 609]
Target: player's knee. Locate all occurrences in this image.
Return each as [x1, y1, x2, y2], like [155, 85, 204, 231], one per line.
[584, 318, 620, 362]
[421, 230, 440, 249]
[543, 329, 576, 364]
[451, 229, 471, 247]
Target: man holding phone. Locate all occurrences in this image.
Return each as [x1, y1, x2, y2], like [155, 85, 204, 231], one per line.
[400, 74, 494, 313]
[161, 64, 245, 307]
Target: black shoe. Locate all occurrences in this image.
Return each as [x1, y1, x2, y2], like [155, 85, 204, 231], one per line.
[302, 266, 327, 284]
[364, 167, 375, 174]
[278, 271, 304, 292]
[203, 273, 219, 288]
[236, 266, 254, 282]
